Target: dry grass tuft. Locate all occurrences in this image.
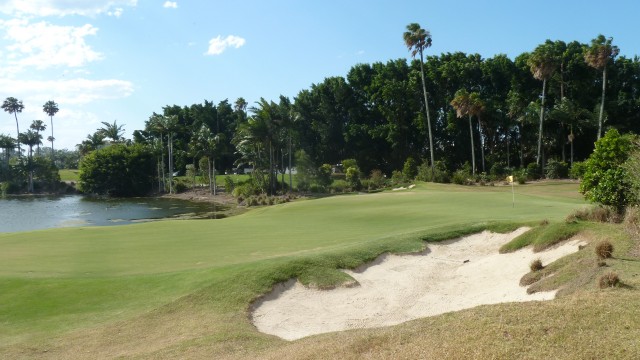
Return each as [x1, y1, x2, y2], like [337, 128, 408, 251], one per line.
[598, 272, 620, 288]
[595, 241, 614, 260]
[530, 258, 544, 272]
[566, 206, 621, 223]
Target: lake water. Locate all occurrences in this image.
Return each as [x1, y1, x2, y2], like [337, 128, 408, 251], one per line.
[0, 195, 227, 233]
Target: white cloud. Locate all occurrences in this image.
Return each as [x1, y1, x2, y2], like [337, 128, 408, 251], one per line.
[163, 1, 178, 9]
[0, 78, 134, 105]
[0, 0, 137, 17]
[107, 7, 123, 17]
[0, 19, 102, 75]
[205, 35, 245, 56]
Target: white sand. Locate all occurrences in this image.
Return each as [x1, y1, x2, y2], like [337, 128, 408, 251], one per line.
[250, 228, 586, 341]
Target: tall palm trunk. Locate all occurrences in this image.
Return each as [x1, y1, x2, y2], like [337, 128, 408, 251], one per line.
[536, 79, 547, 166]
[168, 133, 174, 194]
[468, 115, 476, 176]
[418, 48, 435, 177]
[213, 158, 217, 196]
[14, 113, 20, 156]
[597, 66, 607, 140]
[49, 116, 54, 164]
[478, 120, 486, 173]
[288, 130, 292, 192]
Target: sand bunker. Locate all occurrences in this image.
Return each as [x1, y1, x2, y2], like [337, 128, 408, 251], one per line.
[251, 228, 586, 341]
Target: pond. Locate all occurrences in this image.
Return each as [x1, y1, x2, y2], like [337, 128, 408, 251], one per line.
[0, 195, 228, 233]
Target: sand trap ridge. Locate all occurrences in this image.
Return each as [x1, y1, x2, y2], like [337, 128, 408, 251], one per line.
[251, 228, 585, 341]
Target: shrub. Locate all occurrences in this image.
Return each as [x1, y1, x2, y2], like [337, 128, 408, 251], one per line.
[580, 129, 636, 212]
[595, 241, 614, 259]
[530, 259, 544, 272]
[526, 162, 541, 180]
[545, 159, 568, 179]
[416, 160, 450, 183]
[623, 206, 640, 237]
[308, 183, 327, 193]
[369, 169, 386, 189]
[316, 164, 333, 187]
[566, 206, 619, 223]
[342, 159, 358, 172]
[570, 161, 587, 179]
[390, 170, 406, 186]
[345, 167, 361, 190]
[598, 272, 620, 288]
[489, 162, 505, 180]
[452, 168, 472, 185]
[330, 179, 349, 193]
[402, 157, 418, 180]
[174, 179, 189, 193]
[224, 176, 235, 193]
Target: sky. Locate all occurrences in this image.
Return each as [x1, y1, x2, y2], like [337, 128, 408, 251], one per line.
[0, 0, 638, 150]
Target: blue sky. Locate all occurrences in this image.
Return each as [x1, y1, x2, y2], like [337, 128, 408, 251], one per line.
[0, 0, 638, 150]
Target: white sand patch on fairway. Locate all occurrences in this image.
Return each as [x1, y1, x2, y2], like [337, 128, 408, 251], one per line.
[251, 228, 586, 341]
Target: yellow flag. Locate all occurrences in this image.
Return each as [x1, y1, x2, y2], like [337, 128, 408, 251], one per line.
[507, 175, 514, 183]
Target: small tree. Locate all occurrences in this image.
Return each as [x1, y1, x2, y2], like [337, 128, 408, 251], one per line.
[580, 129, 636, 212]
[402, 157, 418, 180]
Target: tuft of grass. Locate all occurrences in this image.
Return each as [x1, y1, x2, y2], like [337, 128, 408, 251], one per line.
[595, 241, 614, 260]
[566, 205, 621, 224]
[500, 221, 586, 253]
[599, 271, 620, 288]
[530, 258, 544, 272]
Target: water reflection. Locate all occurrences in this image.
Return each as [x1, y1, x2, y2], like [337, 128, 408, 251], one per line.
[0, 195, 227, 233]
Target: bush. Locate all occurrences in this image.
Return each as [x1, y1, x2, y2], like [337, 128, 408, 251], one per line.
[317, 164, 333, 187]
[369, 169, 386, 189]
[342, 159, 358, 172]
[402, 157, 418, 180]
[598, 272, 620, 288]
[489, 162, 505, 180]
[452, 168, 472, 185]
[580, 129, 636, 212]
[416, 161, 450, 183]
[526, 162, 541, 180]
[330, 179, 349, 193]
[530, 259, 544, 272]
[345, 167, 361, 190]
[224, 176, 235, 193]
[570, 161, 587, 179]
[545, 159, 568, 179]
[308, 183, 327, 193]
[174, 179, 189, 193]
[595, 241, 614, 260]
[566, 206, 620, 223]
[515, 169, 527, 184]
[390, 170, 406, 186]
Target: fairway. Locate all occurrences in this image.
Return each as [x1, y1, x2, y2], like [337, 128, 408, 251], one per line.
[0, 181, 587, 357]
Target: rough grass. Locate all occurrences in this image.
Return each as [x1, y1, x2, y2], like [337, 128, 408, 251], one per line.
[58, 169, 80, 182]
[500, 221, 586, 253]
[1, 181, 610, 359]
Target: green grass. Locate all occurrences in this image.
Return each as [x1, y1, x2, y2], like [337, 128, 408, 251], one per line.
[58, 169, 80, 182]
[0, 180, 603, 358]
[500, 220, 588, 253]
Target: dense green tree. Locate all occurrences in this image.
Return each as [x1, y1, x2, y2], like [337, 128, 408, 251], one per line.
[404, 23, 435, 177]
[79, 144, 155, 196]
[579, 129, 635, 212]
[18, 130, 42, 192]
[451, 89, 484, 175]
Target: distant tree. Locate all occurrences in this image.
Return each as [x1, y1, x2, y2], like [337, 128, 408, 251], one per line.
[18, 130, 42, 192]
[78, 132, 106, 155]
[451, 89, 485, 175]
[0, 134, 15, 164]
[99, 120, 126, 142]
[43, 100, 59, 161]
[584, 35, 619, 140]
[2, 97, 24, 156]
[79, 144, 155, 196]
[30, 120, 46, 155]
[403, 23, 435, 177]
[528, 42, 559, 166]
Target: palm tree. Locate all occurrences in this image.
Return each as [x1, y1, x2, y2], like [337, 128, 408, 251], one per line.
[2, 97, 25, 156]
[18, 130, 42, 192]
[0, 134, 15, 164]
[451, 89, 484, 176]
[43, 100, 59, 161]
[404, 23, 435, 177]
[528, 42, 558, 166]
[99, 120, 126, 143]
[584, 35, 619, 140]
[78, 132, 105, 155]
[29, 120, 46, 155]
